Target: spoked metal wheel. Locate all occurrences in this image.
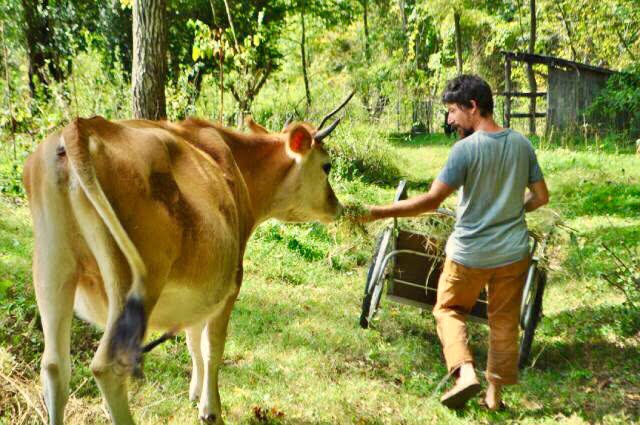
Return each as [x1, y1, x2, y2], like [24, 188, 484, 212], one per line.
[518, 261, 547, 369]
[360, 227, 394, 329]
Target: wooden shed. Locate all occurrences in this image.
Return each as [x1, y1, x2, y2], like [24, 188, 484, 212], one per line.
[501, 51, 617, 136]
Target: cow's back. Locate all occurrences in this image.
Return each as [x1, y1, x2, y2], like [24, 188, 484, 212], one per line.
[26, 117, 253, 330]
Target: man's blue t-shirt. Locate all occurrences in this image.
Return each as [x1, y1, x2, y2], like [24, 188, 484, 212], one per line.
[437, 128, 544, 268]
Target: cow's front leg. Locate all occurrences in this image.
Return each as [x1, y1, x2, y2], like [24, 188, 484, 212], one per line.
[198, 291, 238, 424]
[186, 321, 206, 402]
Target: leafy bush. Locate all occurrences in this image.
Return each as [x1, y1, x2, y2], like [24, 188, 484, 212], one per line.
[588, 64, 640, 139]
[327, 122, 404, 186]
[0, 157, 25, 197]
[598, 241, 640, 335]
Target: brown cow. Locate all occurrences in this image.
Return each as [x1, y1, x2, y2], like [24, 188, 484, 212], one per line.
[23, 112, 345, 424]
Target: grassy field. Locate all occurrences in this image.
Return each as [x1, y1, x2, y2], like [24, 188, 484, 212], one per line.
[1, 131, 639, 424]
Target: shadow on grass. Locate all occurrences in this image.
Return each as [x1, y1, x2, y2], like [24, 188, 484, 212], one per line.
[562, 219, 640, 284]
[368, 301, 639, 422]
[553, 179, 640, 218]
[388, 132, 455, 148]
[500, 303, 639, 422]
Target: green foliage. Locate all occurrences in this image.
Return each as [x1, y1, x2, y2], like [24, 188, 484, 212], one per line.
[0, 158, 24, 197]
[2, 134, 640, 423]
[326, 123, 404, 186]
[566, 222, 640, 335]
[1, 1, 640, 422]
[588, 64, 640, 139]
[538, 0, 639, 70]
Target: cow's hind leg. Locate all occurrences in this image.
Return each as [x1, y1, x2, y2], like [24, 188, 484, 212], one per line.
[71, 194, 138, 424]
[186, 321, 206, 402]
[90, 323, 135, 425]
[33, 243, 77, 425]
[30, 173, 80, 425]
[198, 290, 239, 424]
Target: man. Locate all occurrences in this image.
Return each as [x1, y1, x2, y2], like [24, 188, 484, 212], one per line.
[360, 74, 549, 410]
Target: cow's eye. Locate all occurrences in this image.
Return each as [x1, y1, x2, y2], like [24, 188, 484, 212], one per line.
[322, 163, 331, 175]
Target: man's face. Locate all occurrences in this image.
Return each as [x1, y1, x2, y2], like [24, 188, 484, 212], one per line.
[446, 103, 475, 138]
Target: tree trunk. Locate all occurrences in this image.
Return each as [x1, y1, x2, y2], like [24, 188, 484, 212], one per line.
[363, 0, 370, 62]
[554, 2, 577, 61]
[398, 0, 407, 131]
[361, 0, 371, 114]
[399, 0, 408, 56]
[132, 0, 167, 120]
[229, 63, 272, 129]
[301, 0, 311, 110]
[1, 22, 16, 159]
[454, 12, 463, 75]
[21, 0, 64, 97]
[504, 57, 511, 128]
[527, 0, 537, 135]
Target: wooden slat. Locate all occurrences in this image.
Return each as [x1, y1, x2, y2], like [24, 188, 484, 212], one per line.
[499, 92, 547, 98]
[504, 58, 512, 128]
[507, 112, 547, 118]
[500, 50, 617, 75]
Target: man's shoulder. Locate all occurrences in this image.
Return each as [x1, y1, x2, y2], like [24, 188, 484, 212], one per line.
[452, 133, 477, 149]
[506, 129, 533, 146]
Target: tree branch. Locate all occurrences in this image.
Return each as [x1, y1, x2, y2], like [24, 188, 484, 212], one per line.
[614, 26, 637, 61]
[228, 84, 241, 103]
[554, 2, 578, 60]
[601, 242, 633, 275]
[252, 61, 273, 98]
[221, 0, 239, 53]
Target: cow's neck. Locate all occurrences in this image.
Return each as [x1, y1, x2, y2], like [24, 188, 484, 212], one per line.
[215, 127, 295, 225]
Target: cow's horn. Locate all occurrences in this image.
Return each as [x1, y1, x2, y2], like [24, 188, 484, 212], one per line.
[314, 118, 341, 142]
[317, 90, 355, 130]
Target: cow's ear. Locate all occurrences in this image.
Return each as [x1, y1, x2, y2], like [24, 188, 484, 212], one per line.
[287, 124, 313, 157]
[245, 116, 269, 134]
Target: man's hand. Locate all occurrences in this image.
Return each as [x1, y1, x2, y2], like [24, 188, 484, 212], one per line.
[525, 179, 550, 212]
[355, 206, 383, 223]
[357, 179, 455, 222]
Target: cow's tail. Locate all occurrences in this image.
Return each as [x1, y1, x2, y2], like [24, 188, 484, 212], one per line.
[61, 118, 148, 374]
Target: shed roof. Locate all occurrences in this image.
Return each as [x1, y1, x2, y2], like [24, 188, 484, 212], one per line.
[501, 51, 617, 75]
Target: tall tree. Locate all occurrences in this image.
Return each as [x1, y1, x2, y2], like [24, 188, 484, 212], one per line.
[454, 11, 463, 74]
[527, 0, 537, 135]
[132, 0, 168, 119]
[191, 0, 287, 126]
[300, 0, 311, 109]
[21, 0, 65, 97]
[363, 0, 369, 62]
[399, 0, 408, 56]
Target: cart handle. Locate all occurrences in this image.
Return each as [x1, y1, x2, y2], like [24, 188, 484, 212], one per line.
[393, 180, 456, 218]
[394, 180, 408, 203]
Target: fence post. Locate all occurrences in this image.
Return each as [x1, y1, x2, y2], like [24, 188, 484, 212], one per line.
[504, 56, 512, 128]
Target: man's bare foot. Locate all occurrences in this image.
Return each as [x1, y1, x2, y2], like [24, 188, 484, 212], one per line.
[440, 362, 481, 409]
[458, 362, 477, 384]
[484, 382, 503, 410]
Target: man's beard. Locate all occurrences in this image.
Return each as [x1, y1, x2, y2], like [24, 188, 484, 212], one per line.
[455, 126, 474, 139]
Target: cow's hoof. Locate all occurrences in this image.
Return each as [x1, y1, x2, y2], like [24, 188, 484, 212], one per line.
[199, 413, 217, 423]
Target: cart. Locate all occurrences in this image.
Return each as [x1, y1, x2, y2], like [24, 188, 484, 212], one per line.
[360, 180, 549, 369]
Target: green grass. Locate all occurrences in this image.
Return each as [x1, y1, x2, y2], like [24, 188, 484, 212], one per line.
[1, 130, 639, 424]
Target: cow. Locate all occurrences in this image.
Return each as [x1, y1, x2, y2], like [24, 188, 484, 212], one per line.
[22, 99, 350, 424]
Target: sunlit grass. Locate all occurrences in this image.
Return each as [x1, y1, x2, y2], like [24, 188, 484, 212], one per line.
[1, 130, 638, 424]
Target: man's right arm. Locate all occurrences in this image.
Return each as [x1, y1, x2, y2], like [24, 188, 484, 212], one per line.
[524, 179, 549, 212]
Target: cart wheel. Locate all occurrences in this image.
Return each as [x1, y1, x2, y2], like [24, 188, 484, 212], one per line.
[360, 228, 393, 329]
[518, 266, 547, 369]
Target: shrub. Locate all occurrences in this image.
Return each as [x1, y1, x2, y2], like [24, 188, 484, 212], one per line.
[588, 64, 640, 140]
[326, 122, 404, 186]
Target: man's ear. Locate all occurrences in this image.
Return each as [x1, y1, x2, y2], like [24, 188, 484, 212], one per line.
[286, 124, 313, 157]
[469, 100, 478, 115]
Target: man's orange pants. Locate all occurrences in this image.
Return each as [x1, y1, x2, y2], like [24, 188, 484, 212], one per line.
[433, 257, 530, 385]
